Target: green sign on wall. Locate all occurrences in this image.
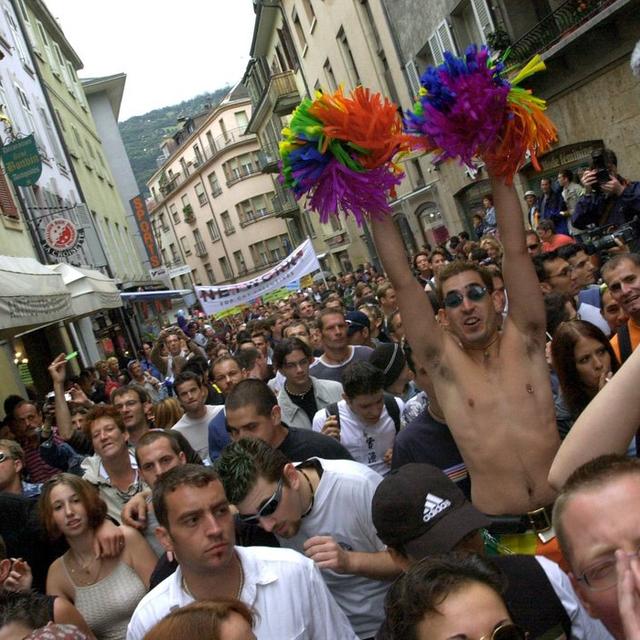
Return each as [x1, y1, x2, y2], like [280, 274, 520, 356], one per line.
[0, 134, 42, 187]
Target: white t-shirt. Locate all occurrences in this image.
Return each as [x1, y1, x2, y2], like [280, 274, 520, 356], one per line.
[578, 302, 611, 336]
[279, 458, 389, 639]
[311, 398, 400, 476]
[171, 405, 222, 460]
[126, 546, 356, 640]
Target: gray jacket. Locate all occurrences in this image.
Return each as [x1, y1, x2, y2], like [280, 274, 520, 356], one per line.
[278, 376, 344, 430]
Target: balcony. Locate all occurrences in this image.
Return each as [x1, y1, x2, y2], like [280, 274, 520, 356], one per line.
[223, 225, 236, 236]
[194, 241, 208, 257]
[239, 209, 275, 228]
[507, 0, 637, 98]
[183, 204, 195, 224]
[272, 188, 300, 220]
[212, 127, 252, 153]
[247, 70, 302, 133]
[257, 140, 280, 174]
[225, 164, 262, 187]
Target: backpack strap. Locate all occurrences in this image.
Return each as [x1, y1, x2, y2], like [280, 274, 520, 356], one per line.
[383, 393, 401, 433]
[618, 322, 633, 364]
[494, 555, 572, 639]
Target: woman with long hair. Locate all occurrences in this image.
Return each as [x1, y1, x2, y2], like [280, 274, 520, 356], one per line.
[143, 599, 256, 640]
[551, 319, 620, 418]
[41, 475, 156, 640]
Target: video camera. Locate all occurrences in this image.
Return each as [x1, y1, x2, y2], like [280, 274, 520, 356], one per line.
[590, 149, 612, 191]
[575, 216, 640, 256]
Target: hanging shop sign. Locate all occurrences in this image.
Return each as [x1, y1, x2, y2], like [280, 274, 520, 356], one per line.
[0, 134, 43, 187]
[41, 217, 85, 257]
[130, 195, 162, 268]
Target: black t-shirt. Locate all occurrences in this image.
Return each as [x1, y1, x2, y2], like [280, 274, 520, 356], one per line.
[392, 405, 471, 500]
[278, 425, 354, 463]
[285, 385, 318, 423]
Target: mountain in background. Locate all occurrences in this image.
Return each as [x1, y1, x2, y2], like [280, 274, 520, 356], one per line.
[118, 86, 232, 195]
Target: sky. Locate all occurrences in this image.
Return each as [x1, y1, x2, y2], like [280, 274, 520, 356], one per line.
[45, 1, 257, 121]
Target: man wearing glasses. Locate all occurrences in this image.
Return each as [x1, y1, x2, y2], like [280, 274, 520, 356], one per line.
[526, 230, 543, 257]
[127, 464, 356, 640]
[216, 438, 398, 640]
[553, 454, 640, 640]
[371, 177, 561, 559]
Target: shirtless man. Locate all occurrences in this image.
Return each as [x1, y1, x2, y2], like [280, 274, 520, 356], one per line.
[372, 176, 559, 517]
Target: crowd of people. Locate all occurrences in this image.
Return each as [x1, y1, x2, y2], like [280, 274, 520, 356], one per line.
[1, 150, 640, 639]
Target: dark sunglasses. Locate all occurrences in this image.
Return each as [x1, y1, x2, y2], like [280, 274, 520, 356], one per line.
[443, 283, 488, 309]
[237, 478, 284, 524]
[0, 452, 12, 463]
[480, 623, 527, 640]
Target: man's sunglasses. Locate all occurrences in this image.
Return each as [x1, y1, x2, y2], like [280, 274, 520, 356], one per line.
[480, 623, 527, 640]
[0, 452, 12, 463]
[237, 477, 284, 524]
[443, 283, 489, 309]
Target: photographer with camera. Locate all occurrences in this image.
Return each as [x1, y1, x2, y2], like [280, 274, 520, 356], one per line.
[573, 148, 640, 230]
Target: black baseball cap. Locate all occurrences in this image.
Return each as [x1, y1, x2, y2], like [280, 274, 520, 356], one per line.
[372, 463, 490, 558]
[345, 310, 370, 335]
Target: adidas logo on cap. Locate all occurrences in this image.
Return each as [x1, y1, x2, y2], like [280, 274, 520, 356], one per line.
[423, 493, 452, 523]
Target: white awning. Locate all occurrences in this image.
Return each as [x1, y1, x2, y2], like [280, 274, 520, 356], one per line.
[0, 255, 72, 336]
[48, 263, 122, 317]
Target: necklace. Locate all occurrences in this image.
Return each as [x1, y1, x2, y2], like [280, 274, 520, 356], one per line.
[285, 381, 313, 398]
[182, 554, 245, 599]
[68, 551, 102, 586]
[299, 468, 315, 518]
[466, 332, 500, 359]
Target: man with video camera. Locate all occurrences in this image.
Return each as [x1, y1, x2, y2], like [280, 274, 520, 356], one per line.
[572, 148, 640, 230]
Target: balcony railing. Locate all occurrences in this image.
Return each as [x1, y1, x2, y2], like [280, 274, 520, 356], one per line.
[270, 70, 301, 115]
[257, 140, 280, 173]
[194, 241, 208, 257]
[239, 209, 275, 228]
[272, 188, 299, 219]
[509, 0, 617, 63]
[225, 165, 262, 187]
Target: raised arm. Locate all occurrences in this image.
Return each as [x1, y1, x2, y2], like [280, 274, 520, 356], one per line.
[548, 345, 640, 489]
[371, 217, 444, 361]
[492, 176, 546, 337]
[48, 354, 74, 441]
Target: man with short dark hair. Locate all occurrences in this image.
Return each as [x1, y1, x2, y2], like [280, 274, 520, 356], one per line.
[127, 464, 356, 640]
[225, 379, 352, 461]
[0, 440, 40, 497]
[312, 362, 400, 475]
[602, 253, 640, 362]
[539, 177, 569, 236]
[537, 219, 575, 252]
[526, 229, 543, 257]
[552, 455, 640, 640]
[310, 310, 373, 384]
[173, 371, 224, 461]
[216, 439, 397, 639]
[274, 338, 343, 430]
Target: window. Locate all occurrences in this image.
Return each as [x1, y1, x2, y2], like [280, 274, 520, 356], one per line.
[169, 243, 179, 261]
[38, 107, 64, 164]
[337, 27, 361, 88]
[206, 131, 216, 156]
[219, 256, 233, 279]
[35, 20, 57, 71]
[204, 263, 215, 283]
[170, 203, 179, 224]
[451, 0, 495, 49]
[52, 43, 73, 89]
[159, 212, 168, 231]
[191, 267, 199, 284]
[220, 211, 234, 234]
[6, 9, 29, 63]
[208, 171, 222, 197]
[54, 109, 66, 132]
[180, 235, 191, 255]
[161, 248, 168, 265]
[180, 157, 189, 176]
[206, 218, 220, 242]
[193, 144, 203, 165]
[233, 250, 247, 273]
[323, 59, 337, 91]
[428, 21, 457, 66]
[15, 86, 41, 147]
[329, 215, 342, 232]
[195, 183, 207, 206]
[234, 111, 248, 129]
[194, 229, 206, 256]
[181, 274, 190, 289]
[292, 11, 307, 51]
[301, 0, 316, 29]
[181, 194, 190, 209]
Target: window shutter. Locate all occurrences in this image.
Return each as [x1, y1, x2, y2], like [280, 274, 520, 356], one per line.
[405, 60, 421, 98]
[471, 0, 495, 40]
[428, 33, 443, 66]
[436, 20, 457, 56]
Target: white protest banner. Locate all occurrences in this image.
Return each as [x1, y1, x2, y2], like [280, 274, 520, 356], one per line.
[194, 239, 321, 316]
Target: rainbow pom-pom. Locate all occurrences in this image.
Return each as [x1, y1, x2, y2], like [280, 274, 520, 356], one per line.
[279, 87, 414, 225]
[405, 44, 557, 182]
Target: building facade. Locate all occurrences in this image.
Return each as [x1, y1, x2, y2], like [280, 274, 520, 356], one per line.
[381, 0, 640, 235]
[147, 86, 297, 289]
